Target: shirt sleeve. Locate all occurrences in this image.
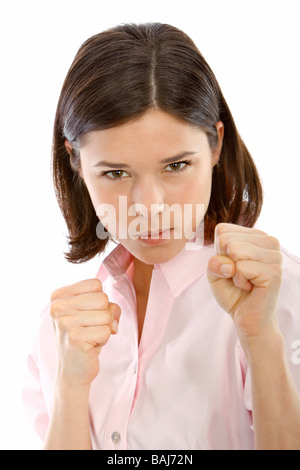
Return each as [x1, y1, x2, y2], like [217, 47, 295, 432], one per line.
[22, 307, 51, 444]
[242, 246, 300, 412]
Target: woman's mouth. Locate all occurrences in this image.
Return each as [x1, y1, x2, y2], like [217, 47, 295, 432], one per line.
[138, 228, 173, 245]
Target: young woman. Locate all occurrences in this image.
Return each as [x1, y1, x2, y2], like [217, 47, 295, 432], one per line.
[23, 23, 300, 450]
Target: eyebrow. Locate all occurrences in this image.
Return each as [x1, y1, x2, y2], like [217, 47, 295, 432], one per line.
[93, 151, 198, 169]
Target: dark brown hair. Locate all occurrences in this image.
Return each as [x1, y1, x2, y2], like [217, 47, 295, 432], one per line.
[52, 22, 263, 263]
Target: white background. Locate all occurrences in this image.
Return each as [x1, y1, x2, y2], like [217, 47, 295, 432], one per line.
[0, 0, 299, 450]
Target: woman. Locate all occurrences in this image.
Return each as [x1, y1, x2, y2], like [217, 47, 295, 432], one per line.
[23, 22, 300, 450]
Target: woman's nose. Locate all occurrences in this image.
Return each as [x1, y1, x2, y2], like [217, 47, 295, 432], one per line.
[131, 178, 165, 218]
[134, 202, 165, 218]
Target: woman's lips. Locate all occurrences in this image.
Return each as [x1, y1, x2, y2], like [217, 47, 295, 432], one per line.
[138, 228, 173, 245]
[139, 228, 171, 238]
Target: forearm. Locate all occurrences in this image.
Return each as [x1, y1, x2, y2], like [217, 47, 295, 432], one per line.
[243, 328, 300, 450]
[43, 380, 92, 450]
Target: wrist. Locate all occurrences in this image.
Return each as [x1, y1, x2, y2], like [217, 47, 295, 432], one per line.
[239, 324, 285, 365]
[55, 374, 91, 400]
[45, 375, 92, 450]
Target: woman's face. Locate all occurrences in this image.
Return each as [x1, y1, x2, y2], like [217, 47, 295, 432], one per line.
[74, 109, 223, 266]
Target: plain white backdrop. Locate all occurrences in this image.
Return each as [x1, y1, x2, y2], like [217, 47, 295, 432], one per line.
[0, 0, 299, 450]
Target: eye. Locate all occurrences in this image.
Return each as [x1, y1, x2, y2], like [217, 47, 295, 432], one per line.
[164, 161, 192, 173]
[100, 169, 129, 182]
[99, 160, 192, 182]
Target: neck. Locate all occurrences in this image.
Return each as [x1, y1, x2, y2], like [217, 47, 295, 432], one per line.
[132, 257, 154, 297]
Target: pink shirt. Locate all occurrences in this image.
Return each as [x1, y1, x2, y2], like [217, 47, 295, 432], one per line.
[22, 238, 300, 450]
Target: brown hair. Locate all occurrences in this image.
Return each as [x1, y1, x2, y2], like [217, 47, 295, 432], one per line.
[52, 22, 263, 263]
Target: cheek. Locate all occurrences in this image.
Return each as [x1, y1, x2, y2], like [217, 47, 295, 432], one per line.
[82, 175, 118, 213]
[171, 169, 213, 205]
[80, 177, 120, 236]
[179, 171, 212, 232]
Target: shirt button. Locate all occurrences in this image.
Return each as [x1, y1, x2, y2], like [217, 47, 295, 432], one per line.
[111, 431, 121, 445]
[133, 362, 138, 374]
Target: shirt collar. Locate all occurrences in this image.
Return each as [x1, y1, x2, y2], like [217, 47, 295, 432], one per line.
[98, 224, 215, 297]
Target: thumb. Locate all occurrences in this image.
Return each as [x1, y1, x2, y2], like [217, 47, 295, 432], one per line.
[109, 302, 122, 332]
[207, 255, 236, 283]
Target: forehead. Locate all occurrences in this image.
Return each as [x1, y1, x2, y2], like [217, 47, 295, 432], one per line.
[79, 109, 208, 160]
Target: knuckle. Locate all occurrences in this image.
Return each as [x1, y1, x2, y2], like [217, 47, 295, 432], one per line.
[50, 300, 66, 319]
[102, 325, 112, 340]
[264, 235, 280, 250]
[270, 236, 281, 250]
[101, 311, 112, 325]
[102, 324, 111, 337]
[97, 325, 111, 346]
[217, 232, 229, 253]
[215, 223, 229, 236]
[91, 278, 103, 292]
[226, 241, 239, 261]
[50, 288, 62, 303]
[274, 251, 283, 266]
[272, 263, 283, 280]
[100, 293, 109, 308]
[56, 315, 72, 333]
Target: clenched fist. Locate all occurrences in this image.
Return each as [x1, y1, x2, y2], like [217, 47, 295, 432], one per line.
[50, 278, 121, 387]
[207, 223, 283, 341]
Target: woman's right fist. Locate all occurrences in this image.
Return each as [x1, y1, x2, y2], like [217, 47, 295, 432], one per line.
[50, 278, 121, 387]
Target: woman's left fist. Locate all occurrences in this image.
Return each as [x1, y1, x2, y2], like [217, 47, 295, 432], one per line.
[207, 223, 283, 338]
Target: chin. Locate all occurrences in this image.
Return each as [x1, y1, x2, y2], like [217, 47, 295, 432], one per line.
[132, 240, 187, 265]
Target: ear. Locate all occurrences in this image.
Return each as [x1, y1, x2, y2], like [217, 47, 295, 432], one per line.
[212, 121, 224, 167]
[64, 139, 72, 156]
[64, 139, 84, 179]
